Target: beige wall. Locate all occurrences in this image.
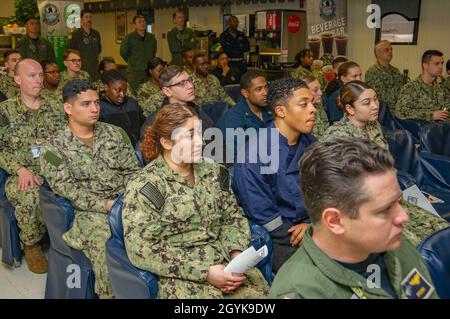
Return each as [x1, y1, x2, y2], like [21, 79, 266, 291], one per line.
[75, 0, 450, 78]
[3, 0, 15, 17]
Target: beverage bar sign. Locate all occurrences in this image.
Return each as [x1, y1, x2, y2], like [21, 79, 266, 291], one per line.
[306, 0, 348, 62]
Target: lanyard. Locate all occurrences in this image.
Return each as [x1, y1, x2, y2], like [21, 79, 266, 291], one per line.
[351, 287, 368, 299]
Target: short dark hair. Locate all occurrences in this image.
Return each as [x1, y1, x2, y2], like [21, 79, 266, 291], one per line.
[332, 56, 348, 68]
[62, 79, 97, 103]
[240, 71, 265, 90]
[193, 54, 206, 65]
[295, 49, 312, 62]
[172, 9, 184, 19]
[337, 81, 374, 112]
[159, 65, 185, 87]
[421, 50, 443, 65]
[101, 69, 127, 86]
[447, 59, 450, 72]
[268, 77, 308, 113]
[182, 48, 194, 59]
[3, 49, 20, 61]
[40, 59, 57, 71]
[146, 57, 165, 75]
[24, 16, 38, 24]
[81, 10, 92, 18]
[300, 137, 395, 225]
[132, 15, 145, 24]
[98, 57, 116, 73]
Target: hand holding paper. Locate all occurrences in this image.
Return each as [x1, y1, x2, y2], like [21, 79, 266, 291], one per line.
[224, 245, 268, 275]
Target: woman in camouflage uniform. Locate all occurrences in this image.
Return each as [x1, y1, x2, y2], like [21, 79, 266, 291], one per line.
[136, 58, 166, 118]
[122, 104, 269, 298]
[323, 81, 448, 246]
[300, 76, 329, 138]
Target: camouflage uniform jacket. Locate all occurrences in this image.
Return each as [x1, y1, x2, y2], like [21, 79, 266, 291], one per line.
[0, 73, 20, 99]
[322, 115, 388, 150]
[444, 76, 450, 98]
[136, 81, 165, 117]
[40, 122, 141, 214]
[192, 74, 236, 107]
[365, 62, 404, 112]
[0, 96, 65, 176]
[57, 70, 91, 92]
[40, 87, 63, 105]
[122, 155, 251, 294]
[395, 76, 449, 121]
[312, 102, 329, 138]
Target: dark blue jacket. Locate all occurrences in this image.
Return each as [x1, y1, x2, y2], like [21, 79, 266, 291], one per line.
[219, 28, 250, 59]
[217, 99, 273, 162]
[326, 87, 344, 124]
[99, 94, 145, 147]
[231, 122, 316, 230]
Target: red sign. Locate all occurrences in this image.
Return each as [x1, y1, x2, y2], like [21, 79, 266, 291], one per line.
[288, 15, 301, 33]
[266, 12, 281, 31]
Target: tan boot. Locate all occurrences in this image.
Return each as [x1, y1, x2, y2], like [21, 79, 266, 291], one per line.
[24, 243, 48, 274]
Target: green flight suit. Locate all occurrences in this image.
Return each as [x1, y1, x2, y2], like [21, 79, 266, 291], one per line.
[16, 35, 55, 63]
[167, 27, 197, 67]
[68, 28, 102, 81]
[120, 31, 157, 93]
[269, 228, 439, 299]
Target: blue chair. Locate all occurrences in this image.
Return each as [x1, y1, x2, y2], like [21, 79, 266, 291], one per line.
[420, 122, 450, 158]
[200, 101, 230, 125]
[40, 182, 96, 299]
[134, 142, 145, 168]
[248, 220, 275, 285]
[385, 129, 450, 220]
[417, 226, 450, 299]
[105, 194, 158, 299]
[378, 100, 423, 141]
[224, 84, 243, 103]
[325, 88, 344, 124]
[0, 168, 22, 267]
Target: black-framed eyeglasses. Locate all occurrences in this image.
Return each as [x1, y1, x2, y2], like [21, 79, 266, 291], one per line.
[44, 70, 60, 74]
[165, 77, 193, 88]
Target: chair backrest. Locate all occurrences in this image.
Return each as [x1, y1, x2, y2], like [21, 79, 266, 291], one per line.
[417, 226, 450, 299]
[325, 88, 344, 124]
[134, 142, 145, 168]
[39, 182, 76, 257]
[224, 84, 242, 103]
[420, 122, 450, 158]
[384, 128, 420, 174]
[200, 101, 230, 125]
[106, 194, 158, 299]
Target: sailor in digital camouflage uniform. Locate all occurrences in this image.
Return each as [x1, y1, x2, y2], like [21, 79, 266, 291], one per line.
[0, 59, 65, 273]
[322, 82, 448, 246]
[365, 40, 404, 112]
[0, 50, 21, 99]
[395, 50, 449, 122]
[122, 104, 269, 299]
[291, 49, 325, 87]
[136, 57, 166, 117]
[192, 54, 236, 107]
[40, 80, 141, 298]
[57, 50, 91, 93]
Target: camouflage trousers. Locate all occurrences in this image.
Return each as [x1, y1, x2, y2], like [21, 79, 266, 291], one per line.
[403, 201, 449, 247]
[5, 176, 46, 246]
[62, 211, 114, 299]
[158, 268, 269, 299]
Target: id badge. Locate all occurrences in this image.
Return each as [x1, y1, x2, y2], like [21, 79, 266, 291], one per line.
[31, 144, 41, 158]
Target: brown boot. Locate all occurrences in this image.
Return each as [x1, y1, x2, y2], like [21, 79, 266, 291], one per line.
[24, 243, 48, 274]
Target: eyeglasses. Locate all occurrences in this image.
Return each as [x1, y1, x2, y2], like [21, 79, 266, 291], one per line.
[166, 77, 193, 88]
[44, 70, 60, 74]
[66, 59, 81, 63]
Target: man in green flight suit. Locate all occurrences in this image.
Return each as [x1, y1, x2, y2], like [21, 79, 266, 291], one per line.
[120, 15, 157, 94]
[16, 17, 55, 63]
[270, 137, 439, 299]
[167, 9, 197, 67]
[40, 80, 141, 298]
[68, 10, 102, 81]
